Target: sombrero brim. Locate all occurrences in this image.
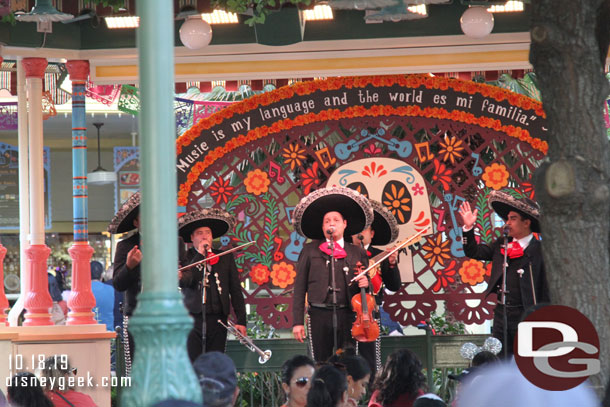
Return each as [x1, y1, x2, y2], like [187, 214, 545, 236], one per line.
[488, 191, 540, 233]
[108, 191, 140, 234]
[370, 200, 399, 246]
[178, 208, 235, 243]
[179, 219, 230, 243]
[293, 187, 373, 240]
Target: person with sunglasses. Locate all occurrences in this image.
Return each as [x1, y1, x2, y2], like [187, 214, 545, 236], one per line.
[280, 355, 315, 407]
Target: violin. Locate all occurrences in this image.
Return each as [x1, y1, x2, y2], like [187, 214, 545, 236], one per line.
[350, 261, 380, 343]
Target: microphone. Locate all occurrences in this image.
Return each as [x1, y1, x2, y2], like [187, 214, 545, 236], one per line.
[357, 234, 364, 241]
[503, 225, 510, 236]
[326, 227, 335, 235]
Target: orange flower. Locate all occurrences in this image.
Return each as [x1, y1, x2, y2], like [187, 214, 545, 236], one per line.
[482, 163, 509, 190]
[250, 264, 270, 286]
[382, 183, 411, 223]
[244, 169, 270, 196]
[270, 262, 296, 288]
[301, 162, 321, 195]
[438, 134, 464, 164]
[432, 159, 452, 191]
[209, 177, 234, 204]
[282, 143, 306, 170]
[459, 259, 487, 285]
[422, 234, 451, 268]
[433, 260, 457, 292]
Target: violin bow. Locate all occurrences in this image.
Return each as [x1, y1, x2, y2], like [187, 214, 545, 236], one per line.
[178, 240, 256, 272]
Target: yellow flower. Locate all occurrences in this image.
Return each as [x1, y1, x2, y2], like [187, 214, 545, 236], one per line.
[282, 143, 306, 170]
[422, 234, 451, 268]
[438, 135, 464, 165]
[382, 182, 411, 223]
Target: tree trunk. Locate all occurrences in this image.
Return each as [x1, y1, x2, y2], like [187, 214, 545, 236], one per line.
[529, 0, 610, 397]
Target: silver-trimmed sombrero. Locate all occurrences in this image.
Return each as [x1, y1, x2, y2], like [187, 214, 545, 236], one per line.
[292, 186, 374, 240]
[370, 200, 400, 246]
[107, 191, 140, 234]
[178, 208, 236, 243]
[488, 190, 540, 233]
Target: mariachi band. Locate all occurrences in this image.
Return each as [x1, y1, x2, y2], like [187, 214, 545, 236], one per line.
[109, 184, 548, 369]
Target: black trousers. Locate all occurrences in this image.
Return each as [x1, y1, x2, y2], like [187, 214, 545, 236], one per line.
[187, 313, 228, 362]
[308, 307, 355, 363]
[492, 304, 524, 357]
[357, 337, 378, 378]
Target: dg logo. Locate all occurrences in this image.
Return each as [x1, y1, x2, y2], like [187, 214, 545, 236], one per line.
[514, 305, 600, 391]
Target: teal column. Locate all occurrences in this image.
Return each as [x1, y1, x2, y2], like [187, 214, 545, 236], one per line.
[120, 1, 202, 406]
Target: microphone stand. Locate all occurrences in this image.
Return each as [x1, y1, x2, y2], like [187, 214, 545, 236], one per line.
[501, 227, 509, 359]
[328, 230, 339, 355]
[200, 245, 210, 355]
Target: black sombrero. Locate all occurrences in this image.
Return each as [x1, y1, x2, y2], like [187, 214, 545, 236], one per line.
[107, 191, 140, 234]
[370, 200, 400, 246]
[178, 208, 236, 243]
[488, 190, 540, 233]
[292, 186, 374, 240]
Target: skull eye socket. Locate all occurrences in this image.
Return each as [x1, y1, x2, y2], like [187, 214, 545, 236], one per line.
[346, 182, 369, 198]
[381, 180, 412, 224]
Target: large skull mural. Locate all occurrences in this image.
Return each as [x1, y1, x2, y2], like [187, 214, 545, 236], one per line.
[327, 157, 433, 283]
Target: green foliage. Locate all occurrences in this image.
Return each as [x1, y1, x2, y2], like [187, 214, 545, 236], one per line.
[236, 371, 283, 406]
[247, 310, 279, 339]
[1, 13, 16, 25]
[212, 0, 313, 26]
[428, 311, 465, 403]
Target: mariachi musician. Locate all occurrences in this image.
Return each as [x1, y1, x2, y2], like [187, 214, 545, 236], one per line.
[109, 191, 142, 364]
[292, 186, 373, 363]
[351, 200, 401, 375]
[178, 208, 247, 362]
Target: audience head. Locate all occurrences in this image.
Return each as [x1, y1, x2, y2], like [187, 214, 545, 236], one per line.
[37, 355, 77, 393]
[281, 355, 315, 407]
[7, 372, 53, 407]
[193, 351, 238, 407]
[373, 348, 426, 405]
[471, 350, 499, 367]
[306, 364, 348, 407]
[414, 393, 446, 407]
[456, 360, 599, 407]
[90, 261, 104, 281]
[328, 348, 371, 402]
[0, 388, 5, 407]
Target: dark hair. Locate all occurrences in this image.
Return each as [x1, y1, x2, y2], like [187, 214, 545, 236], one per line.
[306, 365, 347, 407]
[327, 348, 370, 381]
[281, 355, 315, 384]
[373, 349, 426, 405]
[7, 372, 53, 407]
[472, 350, 499, 367]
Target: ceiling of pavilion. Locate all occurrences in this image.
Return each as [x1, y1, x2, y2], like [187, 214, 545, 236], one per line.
[0, 1, 531, 50]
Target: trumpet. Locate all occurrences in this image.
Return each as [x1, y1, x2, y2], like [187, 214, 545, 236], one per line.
[218, 319, 272, 364]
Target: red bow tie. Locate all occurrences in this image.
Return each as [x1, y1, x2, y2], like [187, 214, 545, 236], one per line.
[366, 250, 372, 257]
[205, 250, 219, 265]
[501, 241, 524, 259]
[319, 242, 347, 259]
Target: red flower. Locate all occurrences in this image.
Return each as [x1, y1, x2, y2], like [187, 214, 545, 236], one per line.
[209, 177, 234, 204]
[433, 260, 457, 292]
[250, 264, 270, 286]
[364, 143, 382, 156]
[432, 159, 452, 191]
[301, 162, 321, 195]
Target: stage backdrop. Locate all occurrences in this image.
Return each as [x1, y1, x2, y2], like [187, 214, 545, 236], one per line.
[176, 75, 548, 329]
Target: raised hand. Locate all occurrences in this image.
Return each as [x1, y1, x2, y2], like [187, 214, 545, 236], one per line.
[458, 201, 478, 230]
[293, 325, 306, 342]
[126, 245, 142, 270]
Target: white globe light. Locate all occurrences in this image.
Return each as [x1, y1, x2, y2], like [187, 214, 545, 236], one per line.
[179, 16, 212, 49]
[460, 6, 494, 38]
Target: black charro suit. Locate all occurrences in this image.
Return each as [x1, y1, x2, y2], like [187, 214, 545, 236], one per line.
[112, 233, 141, 317]
[358, 246, 402, 374]
[293, 240, 369, 362]
[179, 247, 247, 361]
[462, 228, 550, 354]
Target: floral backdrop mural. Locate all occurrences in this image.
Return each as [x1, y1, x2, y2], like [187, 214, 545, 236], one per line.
[176, 75, 548, 329]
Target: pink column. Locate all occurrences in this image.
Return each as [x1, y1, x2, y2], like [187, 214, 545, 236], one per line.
[0, 243, 9, 326]
[22, 57, 53, 326]
[65, 60, 96, 325]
